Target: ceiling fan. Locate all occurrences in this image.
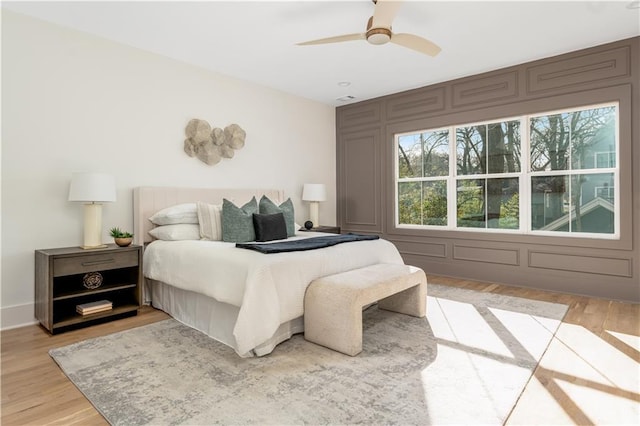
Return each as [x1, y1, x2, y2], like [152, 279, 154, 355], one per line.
[296, 0, 441, 57]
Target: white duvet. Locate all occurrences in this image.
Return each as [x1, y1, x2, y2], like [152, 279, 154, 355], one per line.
[143, 232, 403, 355]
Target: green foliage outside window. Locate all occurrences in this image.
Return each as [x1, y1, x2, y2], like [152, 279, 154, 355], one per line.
[398, 181, 448, 226]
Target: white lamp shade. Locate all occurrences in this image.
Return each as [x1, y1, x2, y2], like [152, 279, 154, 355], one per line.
[302, 184, 327, 202]
[68, 172, 116, 203]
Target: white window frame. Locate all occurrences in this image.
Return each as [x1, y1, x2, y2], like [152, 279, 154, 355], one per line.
[394, 102, 620, 239]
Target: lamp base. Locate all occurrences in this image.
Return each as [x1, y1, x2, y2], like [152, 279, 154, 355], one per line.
[80, 244, 108, 250]
[309, 201, 319, 228]
[82, 203, 105, 249]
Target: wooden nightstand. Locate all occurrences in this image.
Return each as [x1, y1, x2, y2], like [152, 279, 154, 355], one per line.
[35, 244, 142, 334]
[299, 225, 341, 234]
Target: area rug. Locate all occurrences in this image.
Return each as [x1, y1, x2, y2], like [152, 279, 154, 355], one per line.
[49, 284, 568, 425]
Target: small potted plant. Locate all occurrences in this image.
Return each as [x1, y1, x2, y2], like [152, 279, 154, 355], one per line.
[109, 227, 134, 247]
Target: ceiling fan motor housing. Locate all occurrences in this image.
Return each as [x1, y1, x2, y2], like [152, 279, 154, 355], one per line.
[365, 16, 392, 45]
[366, 27, 392, 45]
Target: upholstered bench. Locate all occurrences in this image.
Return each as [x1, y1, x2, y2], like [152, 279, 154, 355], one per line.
[304, 263, 427, 356]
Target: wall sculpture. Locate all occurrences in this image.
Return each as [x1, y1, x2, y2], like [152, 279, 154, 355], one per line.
[184, 119, 246, 165]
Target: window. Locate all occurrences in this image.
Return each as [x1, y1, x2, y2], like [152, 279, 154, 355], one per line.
[397, 129, 449, 226]
[455, 120, 521, 230]
[395, 103, 618, 238]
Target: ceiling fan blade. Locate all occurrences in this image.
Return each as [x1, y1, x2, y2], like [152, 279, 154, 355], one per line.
[372, 0, 403, 28]
[390, 33, 441, 56]
[297, 33, 365, 46]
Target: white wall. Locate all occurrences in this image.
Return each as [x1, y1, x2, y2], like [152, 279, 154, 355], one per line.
[1, 11, 336, 329]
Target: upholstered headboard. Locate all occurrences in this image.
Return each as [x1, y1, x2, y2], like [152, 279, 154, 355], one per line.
[133, 187, 284, 246]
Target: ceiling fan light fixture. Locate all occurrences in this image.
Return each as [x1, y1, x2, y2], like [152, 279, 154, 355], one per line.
[366, 28, 392, 45]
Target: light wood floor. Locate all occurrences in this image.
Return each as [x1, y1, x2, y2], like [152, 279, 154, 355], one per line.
[2, 276, 638, 425]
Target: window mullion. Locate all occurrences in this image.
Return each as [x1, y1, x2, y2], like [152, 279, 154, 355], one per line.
[449, 127, 457, 230]
[521, 116, 530, 233]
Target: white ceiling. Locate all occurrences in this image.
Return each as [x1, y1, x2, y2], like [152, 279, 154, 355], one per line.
[4, 1, 639, 106]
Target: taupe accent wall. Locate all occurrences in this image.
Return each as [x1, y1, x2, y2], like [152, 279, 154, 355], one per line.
[336, 37, 639, 302]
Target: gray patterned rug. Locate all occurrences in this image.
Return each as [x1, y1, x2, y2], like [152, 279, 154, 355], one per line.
[49, 284, 568, 425]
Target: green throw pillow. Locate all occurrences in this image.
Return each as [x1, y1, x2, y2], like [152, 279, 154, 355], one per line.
[259, 196, 295, 237]
[222, 197, 258, 242]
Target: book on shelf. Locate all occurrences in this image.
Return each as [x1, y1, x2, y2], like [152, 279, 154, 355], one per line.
[76, 300, 112, 315]
[77, 305, 112, 315]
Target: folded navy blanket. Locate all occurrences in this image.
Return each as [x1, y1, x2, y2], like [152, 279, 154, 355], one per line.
[236, 233, 380, 254]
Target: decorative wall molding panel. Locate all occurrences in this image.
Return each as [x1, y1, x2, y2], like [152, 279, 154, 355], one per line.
[528, 251, 632, 277]
[390, 238, 447, 258]
[340, 129, 380, 231]
[337, 102, 381, 130]
[386, 87, 446, 120]
[453, 244, 520, 266]
[526, 46, 631, 94]
[336, 36, 639, 302]
[451, 71, 519, 108]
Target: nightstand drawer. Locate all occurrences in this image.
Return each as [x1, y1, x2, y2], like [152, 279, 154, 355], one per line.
[53, 250, 138, 277]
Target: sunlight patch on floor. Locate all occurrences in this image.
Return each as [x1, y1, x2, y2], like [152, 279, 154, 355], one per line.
[422, 344, 530, 425]
[555, 379, 639, 425]
[607, 329, 640, 352]
[506, 375, 576, 425]
[427, 296, 512, 357]
[423, 295, 559, 424]
[508, 322, 640, 425]
[546, 323, 640, 392]
[490, 307, 557, 360]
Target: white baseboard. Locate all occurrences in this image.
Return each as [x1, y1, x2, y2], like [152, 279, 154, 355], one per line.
[1, 303, 38, 330]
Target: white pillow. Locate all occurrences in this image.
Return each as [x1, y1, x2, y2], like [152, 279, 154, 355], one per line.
[148, 224, 201, 241]
[149, 203, 198, 225]
[197, 202, 222, 241]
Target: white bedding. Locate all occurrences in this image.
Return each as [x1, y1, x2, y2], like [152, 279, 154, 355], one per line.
[143, 232, 403, 356]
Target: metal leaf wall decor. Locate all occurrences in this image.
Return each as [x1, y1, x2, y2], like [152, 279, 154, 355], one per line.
[184, 119, 246, 166]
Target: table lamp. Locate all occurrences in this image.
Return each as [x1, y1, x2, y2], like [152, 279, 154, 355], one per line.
[68, 172, 116, 249]
[302, 183, 326, 228]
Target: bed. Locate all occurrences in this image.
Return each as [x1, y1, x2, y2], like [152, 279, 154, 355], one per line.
[133, 187, 405, 357]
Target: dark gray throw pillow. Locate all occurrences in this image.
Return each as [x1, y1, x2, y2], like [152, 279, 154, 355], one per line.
[222, 197, 258, 242]
[253, 213, 287, 242]
[259, 196, 295, 237]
